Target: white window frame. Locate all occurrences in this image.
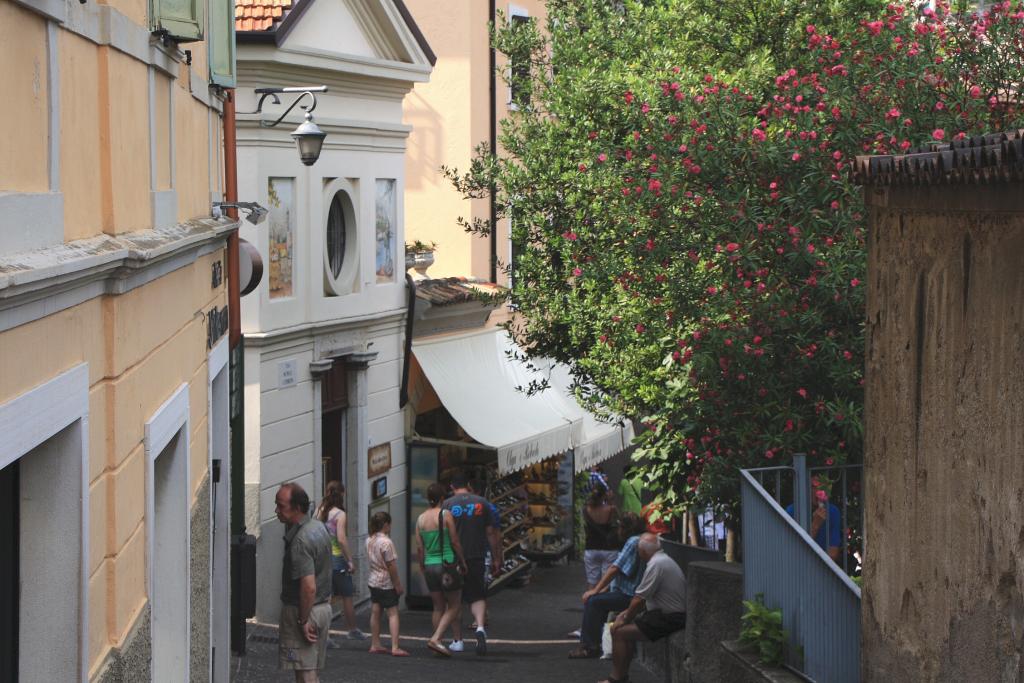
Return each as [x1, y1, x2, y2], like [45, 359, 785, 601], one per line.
[0, 364, 90, 683]
[145, 383, 191, 683]
[507, 4, 530, 111]
[323, 179, 360, 297]
[207, 338, 230, 682]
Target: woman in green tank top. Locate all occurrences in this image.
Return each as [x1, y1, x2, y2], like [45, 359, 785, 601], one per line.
[416, 482, 467, 656]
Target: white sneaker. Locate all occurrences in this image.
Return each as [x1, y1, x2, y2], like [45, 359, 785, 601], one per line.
[448, 639, 465, 653]
[568, 629, 582, 639]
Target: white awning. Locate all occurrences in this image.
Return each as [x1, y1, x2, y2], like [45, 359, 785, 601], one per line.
[412, 328, 633, 474]
[412, 329, 582, 473]
[515, 360, 635, 473]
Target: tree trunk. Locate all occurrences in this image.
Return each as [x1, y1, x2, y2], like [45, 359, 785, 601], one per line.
[726, 528, 737, 562]
[688, 511, 700, 546]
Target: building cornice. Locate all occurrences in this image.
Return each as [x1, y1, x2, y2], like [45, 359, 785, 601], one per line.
[237, 44, 430, 93]
[243, 307, 406, 348]
[0, 217, 238, 334]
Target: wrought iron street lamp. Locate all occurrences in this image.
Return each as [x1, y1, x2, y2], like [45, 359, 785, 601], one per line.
[243, 86, 328, 166]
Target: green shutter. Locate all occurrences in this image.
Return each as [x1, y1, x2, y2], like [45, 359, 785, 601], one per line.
[152, 0, 204, 43]
[209, 0, 236, 87]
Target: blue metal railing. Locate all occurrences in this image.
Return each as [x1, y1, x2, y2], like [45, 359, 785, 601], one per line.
[741, 462, 862, 683]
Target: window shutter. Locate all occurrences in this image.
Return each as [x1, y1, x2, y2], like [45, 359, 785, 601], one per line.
[209, 0, 236, 87]
[152, 0, 204, 43]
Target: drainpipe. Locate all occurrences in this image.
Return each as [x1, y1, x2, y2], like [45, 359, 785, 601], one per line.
[489, 0, 498, 284]
[223, 90, 249, 656]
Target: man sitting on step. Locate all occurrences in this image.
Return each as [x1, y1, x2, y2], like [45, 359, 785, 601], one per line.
[599, 532, 687, 683]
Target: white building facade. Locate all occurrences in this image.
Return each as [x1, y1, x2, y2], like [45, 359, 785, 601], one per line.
[234, 0, 433, 621]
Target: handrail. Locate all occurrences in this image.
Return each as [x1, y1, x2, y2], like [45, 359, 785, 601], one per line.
[741, 469, 861, 683]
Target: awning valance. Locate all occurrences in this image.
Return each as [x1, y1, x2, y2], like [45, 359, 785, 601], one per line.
[412, 328, 633, 474]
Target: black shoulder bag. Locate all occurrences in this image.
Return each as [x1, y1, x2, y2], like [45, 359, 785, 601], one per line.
[438, 510, 463, 591]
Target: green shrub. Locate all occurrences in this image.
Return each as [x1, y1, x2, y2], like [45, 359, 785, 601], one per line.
[739, 594, 788, 667]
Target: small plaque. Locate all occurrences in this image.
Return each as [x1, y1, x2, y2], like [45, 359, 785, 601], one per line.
[278, 359, 297, 388]
[372, 477, 388, 500]
[368, 443, 391, 478]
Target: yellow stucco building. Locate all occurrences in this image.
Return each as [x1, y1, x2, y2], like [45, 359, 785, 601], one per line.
[0, 0, 237, 679]
[402, 0, 547, 284]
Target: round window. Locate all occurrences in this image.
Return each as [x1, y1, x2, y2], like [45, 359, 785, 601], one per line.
[326, 192, 347, 279]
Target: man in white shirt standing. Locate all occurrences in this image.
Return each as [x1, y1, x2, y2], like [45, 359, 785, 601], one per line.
[599, 532, 687, 683]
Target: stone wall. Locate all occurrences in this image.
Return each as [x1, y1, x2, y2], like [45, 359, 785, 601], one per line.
[863, 184, 1024, 681]
[190, 476, 212, 683]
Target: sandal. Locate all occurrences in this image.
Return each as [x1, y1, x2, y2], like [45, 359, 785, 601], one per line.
[427, 640, 452, 657]
[368, 646, 389, 655]
[391, 648, 411, 657]
[568, 646, 600, 659]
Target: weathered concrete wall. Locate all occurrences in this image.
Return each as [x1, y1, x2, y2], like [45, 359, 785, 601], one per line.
[190, 476, 211, 683]
[863, 184, 1024, 682]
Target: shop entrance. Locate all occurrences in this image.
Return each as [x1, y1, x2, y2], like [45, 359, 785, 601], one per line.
[320, 361, 348, 490]
[0, 460, 18, 681]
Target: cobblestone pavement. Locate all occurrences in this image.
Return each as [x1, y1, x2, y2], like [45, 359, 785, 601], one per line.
[231, 559, 659, 682]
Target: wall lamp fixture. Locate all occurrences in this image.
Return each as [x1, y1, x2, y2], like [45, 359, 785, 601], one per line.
[213, 201, 269, 225]
[240, 86, 328, 166]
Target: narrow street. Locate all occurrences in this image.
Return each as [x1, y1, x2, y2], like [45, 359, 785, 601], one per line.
[232, 560, 659, 683]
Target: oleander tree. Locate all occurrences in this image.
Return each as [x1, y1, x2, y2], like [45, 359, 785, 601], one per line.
[447, 0, 1024, 533]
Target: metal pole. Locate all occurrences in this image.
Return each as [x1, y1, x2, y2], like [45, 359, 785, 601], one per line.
[793, 453, 810, 534]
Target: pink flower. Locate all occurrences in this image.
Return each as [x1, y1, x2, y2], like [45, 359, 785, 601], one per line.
[792, 152, 802, 162]
[932, 128, 945, 141]
[706, 286, 718, 295]
[578, 163, 588, 172]
[885, 107, 901, 120]
[752, 335, 763, 345]
[850, 278, 860, 287]
[597, 153, 608, 163]
[969, 85, 981, 98]
[797, 388, 808, 399]
[764, 449, 775, 460]
[726, 242, 740, 252]
[635, 323, 646, 333]
[648, 179, 662, 193]
[815, 489, 828, 502]
[752, 128, 766, 142]
[624, 91, 634, 104]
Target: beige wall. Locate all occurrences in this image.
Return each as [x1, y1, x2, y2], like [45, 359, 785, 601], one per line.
[863, 185, 1024, 682]
[0, 3, 49, 193]
[402, 0, 546, 284]
[0, 250, 227, 673]
[2, 0, 229, 675]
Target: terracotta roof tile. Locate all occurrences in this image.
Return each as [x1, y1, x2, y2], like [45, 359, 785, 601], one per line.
[415, 277, 505, 307]
[854, 130, 1024, 187]
[235, 0, 295, 33]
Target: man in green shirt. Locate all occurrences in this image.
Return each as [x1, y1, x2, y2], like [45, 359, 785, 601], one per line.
[276, 483, 334, 682]
[617, 470, 643, 516]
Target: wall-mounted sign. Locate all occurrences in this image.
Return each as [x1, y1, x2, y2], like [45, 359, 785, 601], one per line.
[206, 306, 228, 350]
[368, 443, 391, 478]
[372, 476, 388, 500]
[277, 359, 297, 388]
[211, 260, 223, 289]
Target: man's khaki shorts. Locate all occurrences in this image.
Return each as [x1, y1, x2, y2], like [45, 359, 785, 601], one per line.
[279, 602, 332, 671]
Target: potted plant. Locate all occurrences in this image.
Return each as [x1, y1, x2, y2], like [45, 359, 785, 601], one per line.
[405, 240, 437, 278]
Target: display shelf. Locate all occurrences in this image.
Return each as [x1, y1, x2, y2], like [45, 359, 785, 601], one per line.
[492, 485, 526, 504]
[522, 541, 572, 561]
[488, 559, 531, 593]
[502, 516, 531, 537]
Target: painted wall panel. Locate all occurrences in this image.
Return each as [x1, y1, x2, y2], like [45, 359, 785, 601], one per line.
[105, 48, 152, 233]
[174, 81, 211, 222]
[260, 442, 316, 503]
[260, 411, 314, 458]
[261, 380, 314, 423]
[0, 2, 49, 193]
[155, 74, 173, 191]
[60, 30, 103, 241]
[110, 523, 146, 644]
[367, 358, 400, 394]
[110, 446, 146, 555]
[87, 561, 109, 675]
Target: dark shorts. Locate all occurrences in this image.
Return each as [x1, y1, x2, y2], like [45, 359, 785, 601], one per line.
[423, 564, 455, 594]
[634, 609, 686, 642]
[462, 558, 488, 603]
[369, 586, 400, 609]
[332, 569, 354, 597]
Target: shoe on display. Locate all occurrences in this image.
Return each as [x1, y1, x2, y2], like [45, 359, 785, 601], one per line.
[475, 628, 488, 656]
[448, 639, 465, 653]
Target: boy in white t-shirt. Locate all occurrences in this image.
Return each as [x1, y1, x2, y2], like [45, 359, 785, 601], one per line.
[366, 511, 408, 656]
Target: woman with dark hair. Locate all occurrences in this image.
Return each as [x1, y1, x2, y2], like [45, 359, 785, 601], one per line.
[416, 482, 468, 656]
[315, 481, 366, 641]
[583, 485, 620, 591]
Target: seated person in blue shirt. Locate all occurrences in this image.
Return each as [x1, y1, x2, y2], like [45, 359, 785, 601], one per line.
[568, 512, 648, 659]
[785, 491, 842, 562]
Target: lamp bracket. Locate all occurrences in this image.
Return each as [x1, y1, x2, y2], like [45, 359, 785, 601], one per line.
[239, 86, 328, 128]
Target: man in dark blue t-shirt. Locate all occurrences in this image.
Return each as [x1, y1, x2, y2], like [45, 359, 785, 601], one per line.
[443, 471, 502, 655]
[785, 496, 842, 562]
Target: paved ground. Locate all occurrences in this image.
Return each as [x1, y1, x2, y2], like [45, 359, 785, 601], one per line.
[231, 560, 659, 682]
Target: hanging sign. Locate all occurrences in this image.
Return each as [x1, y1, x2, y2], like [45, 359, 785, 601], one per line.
[368, 443, 391, 478]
